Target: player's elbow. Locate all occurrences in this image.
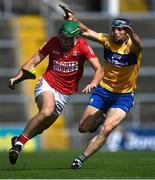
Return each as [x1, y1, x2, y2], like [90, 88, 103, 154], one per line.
[100, 67, 104, 76]
[78, 127, 88, 133]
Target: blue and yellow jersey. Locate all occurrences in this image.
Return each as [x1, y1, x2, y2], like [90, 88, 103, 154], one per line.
[98, 33, 142, 93]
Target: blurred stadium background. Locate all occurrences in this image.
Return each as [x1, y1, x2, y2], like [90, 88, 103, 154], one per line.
[0, 0, 155, 153]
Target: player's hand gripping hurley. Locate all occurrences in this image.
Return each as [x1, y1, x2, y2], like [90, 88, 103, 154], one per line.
[59, 4, 74, 19]
[8, 68, 36, 89]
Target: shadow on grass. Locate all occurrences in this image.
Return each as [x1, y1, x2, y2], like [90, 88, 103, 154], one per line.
[1, 166, 100, 171]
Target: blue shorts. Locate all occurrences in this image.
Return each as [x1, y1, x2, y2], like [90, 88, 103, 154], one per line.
[88, 86, 134, 113]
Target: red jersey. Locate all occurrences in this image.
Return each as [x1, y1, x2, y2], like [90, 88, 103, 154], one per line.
[39, 36, 96, 95]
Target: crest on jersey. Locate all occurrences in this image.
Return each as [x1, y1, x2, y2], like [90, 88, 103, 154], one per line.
[90, 98, 94, 103]
[72, 51, 78, 57]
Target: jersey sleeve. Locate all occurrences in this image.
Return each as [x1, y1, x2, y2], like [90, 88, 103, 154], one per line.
[98, 33, 109, 46]
[38, 37, 53, 57]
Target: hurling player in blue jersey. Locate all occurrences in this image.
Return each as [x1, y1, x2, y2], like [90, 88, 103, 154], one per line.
[66, 15, 143, 169]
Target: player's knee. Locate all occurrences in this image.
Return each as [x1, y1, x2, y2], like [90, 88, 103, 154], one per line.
[78, 124, 88, 133]
[102, 124, 113, 135]
[78, 117, 93, 133]
[38, 130, 44, 135]
[78, 127, 87, 133]
[40, 109, 53, 118]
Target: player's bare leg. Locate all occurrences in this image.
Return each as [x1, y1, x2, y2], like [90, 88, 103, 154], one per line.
[71, 108, 126, 169]
[23, 91, 57, 138]
[9, 91, 57, 165]
[78, 105, 103, 133]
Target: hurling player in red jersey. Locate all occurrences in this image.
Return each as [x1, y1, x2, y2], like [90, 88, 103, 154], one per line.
[8, 20, 104, 165]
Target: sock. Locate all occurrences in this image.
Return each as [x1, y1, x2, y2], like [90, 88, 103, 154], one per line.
[77, 153, 88, 163]
[15, 134, 29, 147]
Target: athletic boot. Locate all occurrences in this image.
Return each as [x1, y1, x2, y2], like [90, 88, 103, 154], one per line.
[71, 154, 87, 169]
[9, 136, 22, 165]
[71, 158, 83, 169]
[89, 114, 106, 133]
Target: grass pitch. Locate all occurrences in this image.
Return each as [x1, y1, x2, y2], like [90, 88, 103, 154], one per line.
[0, 150, 155, 179]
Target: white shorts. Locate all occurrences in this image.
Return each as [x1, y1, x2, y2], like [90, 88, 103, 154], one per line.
[34, 77, 70, 116]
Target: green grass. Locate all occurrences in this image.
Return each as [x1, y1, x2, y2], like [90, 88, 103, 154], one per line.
[0, 150, 155, 179]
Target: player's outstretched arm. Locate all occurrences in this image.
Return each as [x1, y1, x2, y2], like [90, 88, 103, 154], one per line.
[82, 57, 104, 94]
[8, 52, 45, 89]
[66, 13, 100, 43]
